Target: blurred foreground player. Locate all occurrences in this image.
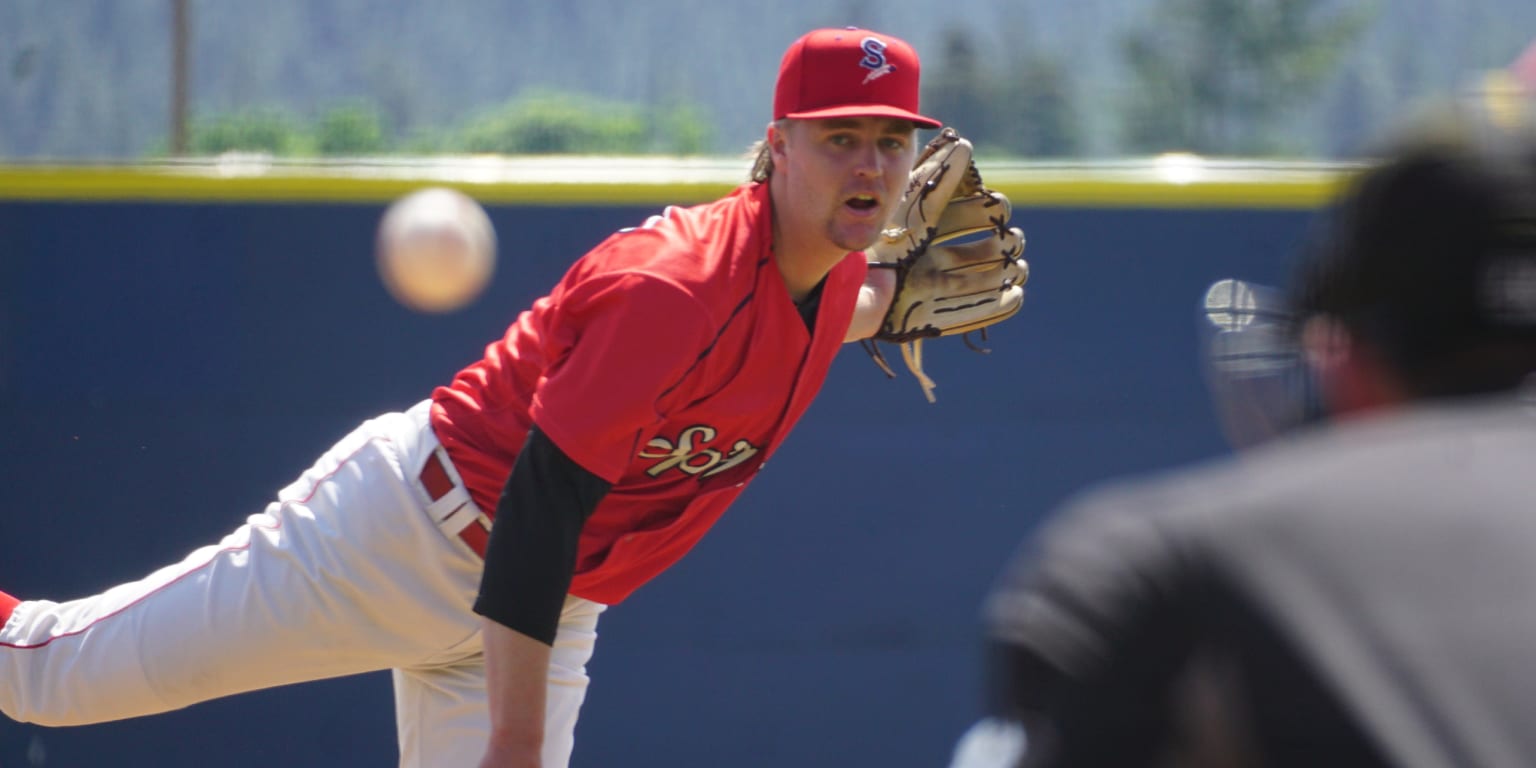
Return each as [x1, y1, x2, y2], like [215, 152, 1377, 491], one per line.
[950, 108, 1536, 768]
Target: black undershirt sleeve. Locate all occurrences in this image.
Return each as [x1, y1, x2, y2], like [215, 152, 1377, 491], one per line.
[472, 426, 612, 646]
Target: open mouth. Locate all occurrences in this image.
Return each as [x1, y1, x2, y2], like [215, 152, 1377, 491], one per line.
[846, 194, 880, 212]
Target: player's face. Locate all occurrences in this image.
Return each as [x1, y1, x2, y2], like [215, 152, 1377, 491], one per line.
[772, 117, 917, 255]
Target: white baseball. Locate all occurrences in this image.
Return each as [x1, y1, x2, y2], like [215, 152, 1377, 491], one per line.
[376, 187, 497, 313]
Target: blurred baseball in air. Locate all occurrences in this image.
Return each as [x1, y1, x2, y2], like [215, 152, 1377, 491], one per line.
[376, 187, 497, 313]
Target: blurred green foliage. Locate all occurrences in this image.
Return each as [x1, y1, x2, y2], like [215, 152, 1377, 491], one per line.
[1119, 0, 1375, 155]
[190, 108, 311, 155]
[456, 91, 649, 154]
[922, 28, 1085, 158]
[921, 1, 1374, 159]
[7, 1, 1535, 160]
[315, 102, 387, 156]
[179, 90, 714, 157]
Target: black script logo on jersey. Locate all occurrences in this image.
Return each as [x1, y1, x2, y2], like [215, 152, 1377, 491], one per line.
[639, 425, 760, 480]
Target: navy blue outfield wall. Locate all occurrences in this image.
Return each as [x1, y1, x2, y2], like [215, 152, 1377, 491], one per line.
[0, 197, 1310, 767]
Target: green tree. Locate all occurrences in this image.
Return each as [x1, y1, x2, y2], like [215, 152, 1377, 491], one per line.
[454, 91, 649, 154]
[652, 102, 714, 156]
[921, 28, 995, 143]
[446, 89, 714, 155]
[922, 26, 1083, 158]
[189, 108, 310, 154]
[315, 102, 387, 156]
[1000, 53, 1084, 158]
[1119, 0, 1373, 156]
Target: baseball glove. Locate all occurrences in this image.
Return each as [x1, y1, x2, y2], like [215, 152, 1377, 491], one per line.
[864, 127, 1029, 402]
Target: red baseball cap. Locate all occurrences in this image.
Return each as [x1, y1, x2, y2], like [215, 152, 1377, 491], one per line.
[773, 27, 941, 129]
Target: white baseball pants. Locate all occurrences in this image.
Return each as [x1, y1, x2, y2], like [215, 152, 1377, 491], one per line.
[0, 400, 604, 767]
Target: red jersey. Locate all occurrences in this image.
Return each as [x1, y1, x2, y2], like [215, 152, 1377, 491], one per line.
[430, 182, 866, 605]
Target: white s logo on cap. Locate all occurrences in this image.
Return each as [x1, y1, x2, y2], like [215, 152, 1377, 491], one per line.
[860, 37, 894, 83]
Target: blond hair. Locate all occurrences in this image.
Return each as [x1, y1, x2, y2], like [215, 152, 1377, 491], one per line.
[746, 120, 787, 182]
